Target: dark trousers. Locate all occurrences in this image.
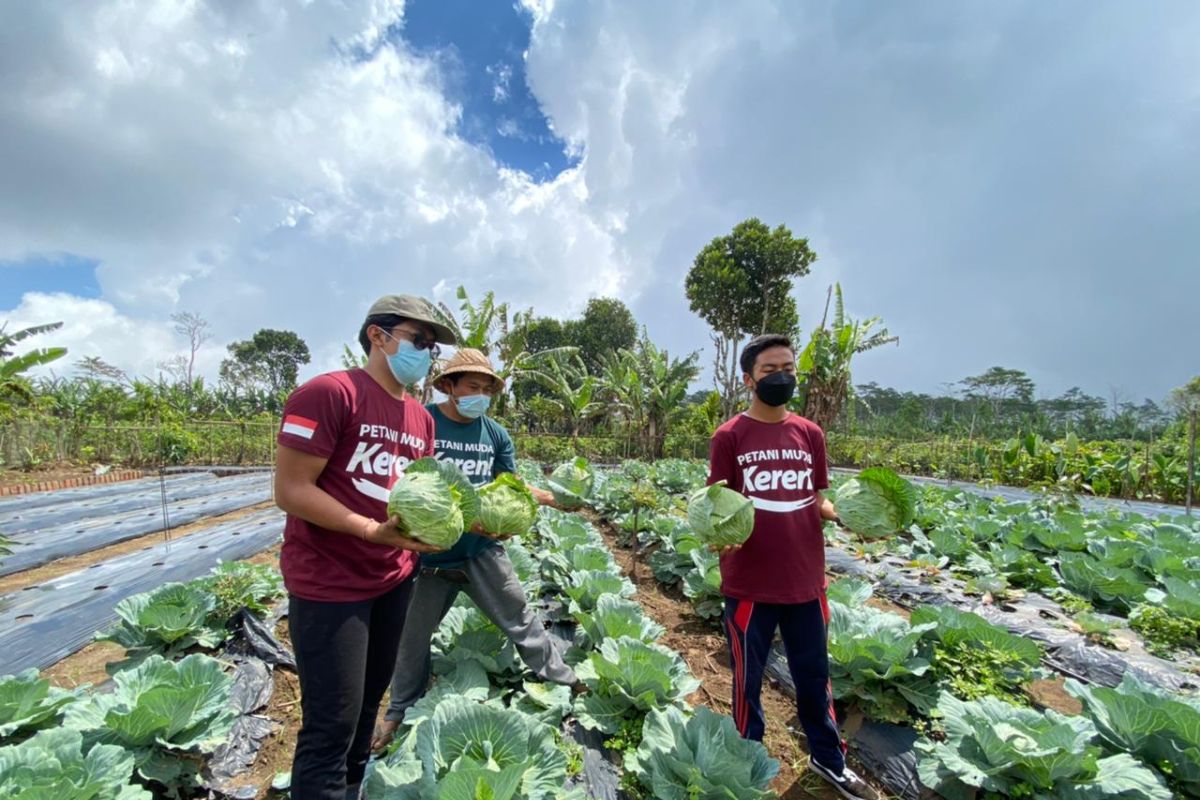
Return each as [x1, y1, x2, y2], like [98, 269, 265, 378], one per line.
[288, 579, 414, 800]
[723, 594, 846, 772]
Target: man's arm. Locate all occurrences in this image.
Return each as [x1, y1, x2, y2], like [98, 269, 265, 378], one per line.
[816, 491, 840, 524]
[275, 445, 445, 553]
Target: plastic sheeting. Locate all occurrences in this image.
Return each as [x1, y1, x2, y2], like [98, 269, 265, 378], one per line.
[0, 473, 273, 576]
[0, 509, 283, 673]
[823, 544, 1199, 693]
[202, 608, 296, 799]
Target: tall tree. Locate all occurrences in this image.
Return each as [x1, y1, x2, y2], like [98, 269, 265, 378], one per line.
[219, 329, 311, 397]
[1168, 376, 1200, 515]
[795, 284, 898, 431]
[685, 218, 816, 417]
[171, 311, 212, 386]
[961, 367, 1036, 422]
[572, 298, 639, 374]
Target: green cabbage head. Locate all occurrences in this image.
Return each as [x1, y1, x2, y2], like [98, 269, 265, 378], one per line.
[388, 470, 465, 549]
[834, 467, 917, 539]
[687, 481, 754, 548]
[548, 457, 595, 509]
[477, 473, 539, 536]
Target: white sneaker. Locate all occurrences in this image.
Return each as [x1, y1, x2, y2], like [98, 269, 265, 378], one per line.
[808, 756, 883, 800]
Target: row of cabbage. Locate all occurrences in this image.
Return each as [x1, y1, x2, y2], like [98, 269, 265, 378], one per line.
[366, 504, 780, 799]
[576, 457, 1200, 799]
[888, 486, 1200, 658]
[0, 561, 286, 798]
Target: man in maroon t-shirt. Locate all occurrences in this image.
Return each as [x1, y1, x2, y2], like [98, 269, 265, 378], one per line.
[274, 295, 455, 800]
[708, 334, 879, 800]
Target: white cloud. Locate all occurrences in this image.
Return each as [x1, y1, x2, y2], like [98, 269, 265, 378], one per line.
[1, 0, 1197, 401]
[0, 0, 629, 384]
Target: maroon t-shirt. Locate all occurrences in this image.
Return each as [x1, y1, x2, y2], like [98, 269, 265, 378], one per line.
[277, 369, 435, 602]
[707, 413, 829, 604]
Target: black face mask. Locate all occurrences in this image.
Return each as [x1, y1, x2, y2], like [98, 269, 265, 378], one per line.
[753, 371, 796, 407]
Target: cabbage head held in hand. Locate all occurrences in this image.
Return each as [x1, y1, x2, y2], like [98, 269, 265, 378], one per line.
[687, 481, 755, 548]
[834, 467, 916, 539]
[387, 469, 465, 549]
[477, 473, 539, 536]
[548, 457, 595, 509]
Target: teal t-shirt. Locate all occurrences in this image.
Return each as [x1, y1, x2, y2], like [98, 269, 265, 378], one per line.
[420, 403, 516, 568]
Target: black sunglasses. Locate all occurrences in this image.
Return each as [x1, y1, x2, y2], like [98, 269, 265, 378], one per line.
[384, 327, 441, 358]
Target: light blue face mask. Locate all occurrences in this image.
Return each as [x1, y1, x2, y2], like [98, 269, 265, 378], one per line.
[454, 393, 491, 419]
[384, 335, 432, 385]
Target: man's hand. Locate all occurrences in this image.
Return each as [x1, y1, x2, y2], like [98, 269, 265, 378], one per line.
[469, 519, 513, 541]
[363, 516, 448, 554]
[711, 543, 742, 557]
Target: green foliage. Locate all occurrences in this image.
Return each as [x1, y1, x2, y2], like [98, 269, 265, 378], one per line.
[63, 654, 236, 798]
[686, 481, 754, 548]
[366, 697, 569, 800]
[912, 605, 1040, 706]
[573, 637, 700, 735]
[0, 669, 87, 739]
[0, 727, 149, 799]
[1067, 673, 1200, 797]
[917, 692, 1172, 800]
[1129, 604, 1198, 656]
[826, 599, 936, 723]
[200, 560, 285, 622]
[626, 706, 779, 800]
[572, 595, 665, 651]
[218, 328, 311, 397]
[97, 583, 229, 670]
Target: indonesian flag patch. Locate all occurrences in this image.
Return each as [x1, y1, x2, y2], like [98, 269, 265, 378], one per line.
[281, 414, 318, 440]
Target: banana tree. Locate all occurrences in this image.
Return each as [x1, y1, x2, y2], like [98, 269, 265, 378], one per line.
[795, 285, 897, 432]
[532, 353, 603, 438]
[599, 338, 699, 457]
[435, 285, 507, 354]
[0, 322, 67, 410]
[1169, 376, 1200, 514]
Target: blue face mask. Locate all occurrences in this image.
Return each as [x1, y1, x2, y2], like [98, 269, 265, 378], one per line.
[384, 336, 432, 385]
[454, 393, 491, 419]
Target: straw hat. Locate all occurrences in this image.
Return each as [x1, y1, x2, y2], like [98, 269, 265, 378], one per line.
[433, 348, 505, 393]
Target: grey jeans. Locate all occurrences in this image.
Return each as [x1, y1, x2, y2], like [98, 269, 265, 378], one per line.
[384, 546, 576, 722]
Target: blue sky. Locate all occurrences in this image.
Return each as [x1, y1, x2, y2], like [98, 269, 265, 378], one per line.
[0, 1, 1195, 400]
[397, 0, 575, 181]
[0, 255, 100, 308]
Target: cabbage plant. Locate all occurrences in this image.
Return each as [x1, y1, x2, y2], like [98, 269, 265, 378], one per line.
[548, 457, 595, 509]
[64, 654, 235, 797]
[366, 697, 568, 800]
[686, 481, 754, 548]
[573, 637, 700, 734]
[478, 473, 539, 536]
[0, 669, 86, 738]
[835, 467, 917, 539]
[0, 728, 148, 799]
[917, 692, 1172, 800]
[1067, 673, 1200, 797]
[626, 706, 778, 800]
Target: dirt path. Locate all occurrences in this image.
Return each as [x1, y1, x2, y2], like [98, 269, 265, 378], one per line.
[587, 515, 857, 800]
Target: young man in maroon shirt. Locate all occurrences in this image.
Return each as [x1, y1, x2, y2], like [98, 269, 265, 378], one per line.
[708, 333, 879, 800]
[274, 295, 455, 800]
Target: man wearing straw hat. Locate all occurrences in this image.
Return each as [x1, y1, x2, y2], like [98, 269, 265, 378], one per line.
[371, 348, 581, 752]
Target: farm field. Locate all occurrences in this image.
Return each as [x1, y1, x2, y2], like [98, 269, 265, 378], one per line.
[1, 460, 1198, 799]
